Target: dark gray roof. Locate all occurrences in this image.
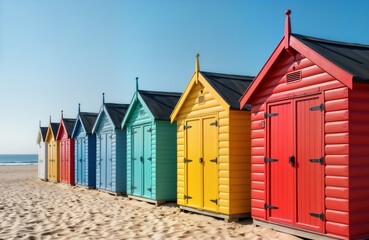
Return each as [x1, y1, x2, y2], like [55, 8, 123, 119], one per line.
[50, 123, 59, 138]
[80, 112, 98, 134]
[63, 118, 76, 137]
[201, 71, 254, 110]
[139, 90, 181, 120]
[293, 34, 369, 82]
[40, 127, 48, 141]
[105, 103, 129, 129]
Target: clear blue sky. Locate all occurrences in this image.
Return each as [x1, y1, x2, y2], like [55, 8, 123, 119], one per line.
[1, 1, 368, 154]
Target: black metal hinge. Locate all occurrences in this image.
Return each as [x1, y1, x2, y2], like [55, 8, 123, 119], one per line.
[184, 195, 192, 199]
[131, 185, 137, 189]
[264, 204, 278, 210]
[309, 157, 325, 165]
[183, 158, 192, 163]
[210, 158, 218, 163]
[264, 157, 278, 163]
[210, 199, 218, 204]
[133, 131, 137, 134]
[210, 121, 218, 127]
[147, 128, 152, 133]
[309, 103, 324, 112]
[184, 125, 192, 130]
[147, 157, 152, 161]
[264, 112, 279, 118]
[309, 212, 324, 221]
[147, 188, 152, 192]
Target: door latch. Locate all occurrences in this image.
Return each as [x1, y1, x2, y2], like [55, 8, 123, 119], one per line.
[199, 157, 204, 163]
[289, 155, 295, 167]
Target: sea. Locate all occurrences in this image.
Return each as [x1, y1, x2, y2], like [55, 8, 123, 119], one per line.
[0, 154, 38, 166]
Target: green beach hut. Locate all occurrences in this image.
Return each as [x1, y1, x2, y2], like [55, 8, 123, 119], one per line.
[121, 79, 181, 205]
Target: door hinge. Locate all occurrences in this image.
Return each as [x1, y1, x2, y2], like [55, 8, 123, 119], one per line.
[133, 131, 137, 134]
[309, 103, 324, 112]
[147, 128, 152, 133]
[147, 157, 152, 161]
[147, 187, 152, 192]
[264, 112, 279, 118]
[309, 157, 325, 165]
[210, 199, 218, 204]
[184, 195, 192, 199]
[210, 158, 217, 163]
[184, 125, 192, 130]
[264, 157, 278, 163]
[131, 185, 137, 189]
[183, 158, 192, 163]
[309, 212, 324, 221]
[210, 121, 218, 127]
[264, 204, 278, 210]
[132, 157, 137, 160]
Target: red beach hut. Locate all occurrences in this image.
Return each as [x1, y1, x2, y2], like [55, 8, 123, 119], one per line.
[56, 111, 76, 185]
[240, 10, 369, 240]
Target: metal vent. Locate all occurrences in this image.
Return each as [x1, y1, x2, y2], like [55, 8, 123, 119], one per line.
[286, 71, 301, 83]
[198, 95, 205, 104]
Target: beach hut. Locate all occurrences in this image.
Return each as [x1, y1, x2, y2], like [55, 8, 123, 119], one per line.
[239, 10, 369, 240]
[45, 117, 60, 182]
[71, 104, 98, 188]
[37, 121, 48, 181]
[56, 111, 76, 185]
[92, 94, 129, 194]
[170, 55, 254, 221]
[121, 78, 181, 205]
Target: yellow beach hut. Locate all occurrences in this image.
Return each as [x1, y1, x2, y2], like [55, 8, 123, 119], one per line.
[45, 116, 60, 182]
[170, 55, 254, 221]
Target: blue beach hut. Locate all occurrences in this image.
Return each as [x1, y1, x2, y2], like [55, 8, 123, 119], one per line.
[72, 104, 98, 188]
[92, 94, 129, 194]
[121, 78, 181, 205]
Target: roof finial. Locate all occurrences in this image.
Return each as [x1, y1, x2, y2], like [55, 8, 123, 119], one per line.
[61, 110, 64, 119]
[284, 9, 292, 50]
[195, 53, 200, 84]
[49, 115, 51, 123]
[102, 92, 105, 104]
[78, 103, 81, 114]
[136, 77, 139, 92]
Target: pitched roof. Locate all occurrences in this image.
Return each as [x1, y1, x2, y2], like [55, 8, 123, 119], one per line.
[201, 71, 254, 110]
[63, 118, 76, 137]
[40, 127, 48, 141]
[105, 103, 129, 128]
[139, 90, 181, 120]
[50, 123, 59, 138]
[293, 34, 369, 82]
[80, 112, 98, 134]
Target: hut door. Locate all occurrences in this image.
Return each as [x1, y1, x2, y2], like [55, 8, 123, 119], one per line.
[143, 124, 152, 198]
[266, 95, 324, 232]
[106, 133, 113, 191]
[60, 141, 65, 182]
[185, 116, 218, 211]
[99, 134, 107, 189]
[81, 139, 86, 184]
[132, 127, 143, 196]
[202, 117, 218, 212]
[76, 139, 82, 184]
[266, 100, 294, 225]
[185, 119, 202, 209]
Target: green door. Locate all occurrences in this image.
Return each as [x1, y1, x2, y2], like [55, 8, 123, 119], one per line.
[132, 126, 142, 196]
[143, 124, 152, 198]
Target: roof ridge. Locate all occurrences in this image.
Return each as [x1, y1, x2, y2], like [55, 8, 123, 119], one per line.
[201, 71, 255, 79]
[139, 90, 182, 96]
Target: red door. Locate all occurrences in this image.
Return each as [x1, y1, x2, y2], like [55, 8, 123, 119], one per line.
[266, 95, 324, 233]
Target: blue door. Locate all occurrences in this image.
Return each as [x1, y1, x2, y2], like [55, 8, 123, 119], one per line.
[76, 139, 82, 185]
[99, 133, 107, 189]
[80, 139, 86, 185]
[143, 124, 152, 198]
[106, 132, 112, 191]
[132, 127, 142, 196]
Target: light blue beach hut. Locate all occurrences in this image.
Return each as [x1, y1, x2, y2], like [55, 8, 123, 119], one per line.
[121, 79, 181, 205]
[72, 104, 98, 188]
[92, 94, 129, 194]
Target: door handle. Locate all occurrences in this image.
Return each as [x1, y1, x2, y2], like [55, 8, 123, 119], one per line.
[199, 157, 203, 163]
[289, 155, 295, 167]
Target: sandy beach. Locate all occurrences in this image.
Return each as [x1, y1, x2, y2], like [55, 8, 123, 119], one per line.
[0, 166, 301, 240]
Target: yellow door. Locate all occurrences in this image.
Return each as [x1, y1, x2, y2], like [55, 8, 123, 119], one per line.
[185, 119, 202, 209]
[202, 117, 218, 212]
[48, 143, 53, 180]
